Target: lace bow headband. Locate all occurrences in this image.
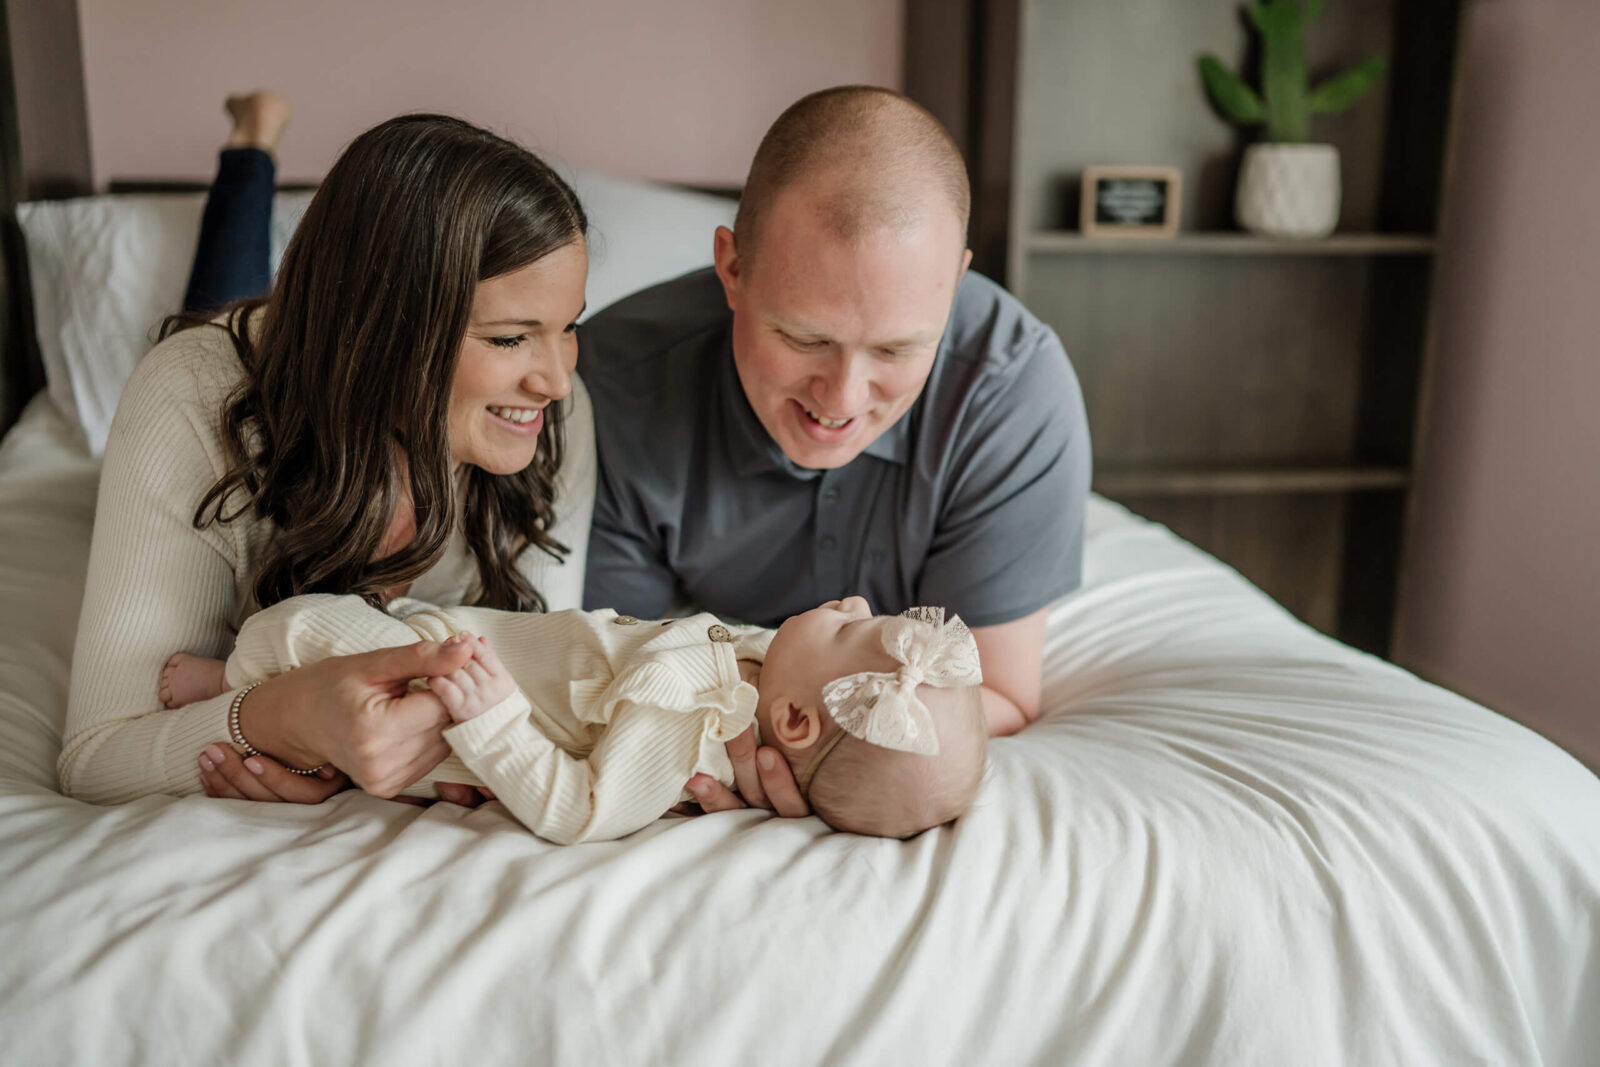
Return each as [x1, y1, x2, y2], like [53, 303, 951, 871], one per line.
[817, 606, 983, 759]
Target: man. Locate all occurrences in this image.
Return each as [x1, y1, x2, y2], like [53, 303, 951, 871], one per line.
[578, 86, 1090, 814]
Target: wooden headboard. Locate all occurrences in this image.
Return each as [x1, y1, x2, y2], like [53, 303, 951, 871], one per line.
[0, 0, 93, 436]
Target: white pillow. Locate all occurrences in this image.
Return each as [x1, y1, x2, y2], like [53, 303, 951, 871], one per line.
[16, 192, 311, 454]
[15, 171, 734, 456]
[559, 167, 735, 317]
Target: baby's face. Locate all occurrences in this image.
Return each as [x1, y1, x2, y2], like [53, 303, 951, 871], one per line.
[759, 596, 900, 713]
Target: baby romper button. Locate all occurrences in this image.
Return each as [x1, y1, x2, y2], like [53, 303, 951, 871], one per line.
[613, 614, 639, 626]
[707, 624, 732, 643]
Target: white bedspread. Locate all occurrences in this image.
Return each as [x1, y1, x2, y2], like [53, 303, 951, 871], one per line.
[2, 395, 1596, 1066]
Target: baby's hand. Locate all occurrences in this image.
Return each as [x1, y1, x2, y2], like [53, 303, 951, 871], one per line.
[428, 633, 515, 723]
[160, 652, 228, 708]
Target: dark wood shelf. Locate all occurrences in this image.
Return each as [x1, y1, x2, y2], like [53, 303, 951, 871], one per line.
[1093, 466, 1410, 497]
[1026, 232, 1436, 256]
[991, 0, 1461, 654]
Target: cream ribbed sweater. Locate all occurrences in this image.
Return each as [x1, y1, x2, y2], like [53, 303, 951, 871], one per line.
[60, 324, 597, 804]
[226, 595, 772, 844]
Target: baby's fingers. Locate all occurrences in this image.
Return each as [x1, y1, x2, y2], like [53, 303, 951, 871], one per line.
[470, 635, 508, 678]
[431, 673, 464, 711]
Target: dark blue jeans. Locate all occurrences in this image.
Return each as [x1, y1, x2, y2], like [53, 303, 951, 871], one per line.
[182, 147, 276, 314]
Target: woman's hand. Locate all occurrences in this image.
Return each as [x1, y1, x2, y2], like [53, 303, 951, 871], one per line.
[199, 746, 489, 807]
[198, 743, 349, 803]
[686, 725, 811, 817]
[228, 640, 476, 798]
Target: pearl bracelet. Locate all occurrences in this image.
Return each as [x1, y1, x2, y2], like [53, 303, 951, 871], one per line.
[227, 682, 327, 777]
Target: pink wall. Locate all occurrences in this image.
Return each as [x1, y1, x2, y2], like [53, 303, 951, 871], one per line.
[1397, 0, 1600, 770]
[75, 0, 902, 188]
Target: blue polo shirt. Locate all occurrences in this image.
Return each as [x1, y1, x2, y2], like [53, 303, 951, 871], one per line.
[577, 267, 1090, 629]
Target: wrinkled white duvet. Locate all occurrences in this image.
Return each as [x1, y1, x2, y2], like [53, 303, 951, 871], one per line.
[2, 395, 1596, 1067]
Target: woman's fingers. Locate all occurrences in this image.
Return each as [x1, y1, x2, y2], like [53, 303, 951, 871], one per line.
[374, 737, 454, 799]
[199, 744, 280, 801]
[240, 752, 349, 803]
[200, 762, 248, 800]
[363, 639, 474, 692]
[382, 684, 454, 736]
[198, 743, 347, 803]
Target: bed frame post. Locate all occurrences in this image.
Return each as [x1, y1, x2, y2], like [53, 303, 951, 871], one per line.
[0, 0, 94, 437]
[903, 0, 1019, 287]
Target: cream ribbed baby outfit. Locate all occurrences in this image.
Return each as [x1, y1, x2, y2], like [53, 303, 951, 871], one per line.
[61, 323, 597, 804]
[226, 595, 773, 844]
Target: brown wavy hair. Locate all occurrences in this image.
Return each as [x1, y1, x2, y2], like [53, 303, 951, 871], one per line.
[168, 114, 587, 612]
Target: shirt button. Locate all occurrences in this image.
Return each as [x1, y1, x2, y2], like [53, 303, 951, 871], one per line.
[821, 488, 840, 504]
[820, 535, 838, 551]
[613, 614, 639, 626]
[707, 624, 733, 643]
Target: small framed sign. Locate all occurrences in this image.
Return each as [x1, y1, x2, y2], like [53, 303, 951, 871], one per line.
[1080, 166, 1182, 238]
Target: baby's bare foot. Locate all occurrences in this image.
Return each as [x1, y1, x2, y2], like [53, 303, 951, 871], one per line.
[160, 652, 228, 708]
[429, 633, 515, 723]
[223, 90, 293, 155]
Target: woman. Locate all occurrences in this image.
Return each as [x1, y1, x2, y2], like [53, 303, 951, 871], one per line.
[60, 108, 596, 807]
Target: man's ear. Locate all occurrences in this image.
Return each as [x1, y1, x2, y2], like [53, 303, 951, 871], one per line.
[957, 247, 973, 284]
[768, 698, 823, 750]
[713, 225, 742, 310]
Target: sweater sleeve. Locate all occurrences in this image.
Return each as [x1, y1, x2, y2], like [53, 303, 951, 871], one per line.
[224, 593, 430, 683]
[224, 593, 487, 796]
[445, 673, 753, 845]
[59, 340, 251, 803]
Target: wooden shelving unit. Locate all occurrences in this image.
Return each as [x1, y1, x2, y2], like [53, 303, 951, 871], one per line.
[1092, 466, 1410, 498]
[997, 0, 1461, 654]
[1023, 232, 1437, 256]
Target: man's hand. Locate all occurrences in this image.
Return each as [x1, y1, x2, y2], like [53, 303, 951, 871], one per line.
[686, 725, 810, 817]
[970, 606, 1050, 737]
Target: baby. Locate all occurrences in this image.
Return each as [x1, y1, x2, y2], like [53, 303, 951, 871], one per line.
[162, 594, 987, 843]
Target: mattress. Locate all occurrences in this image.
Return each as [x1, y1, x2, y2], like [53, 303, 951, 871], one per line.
[1, 393, 1596, 1066]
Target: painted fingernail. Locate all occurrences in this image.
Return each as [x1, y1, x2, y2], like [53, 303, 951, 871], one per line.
[199, 755, 215, 772]
[244, 758, 264, 775]
[205, 744, 226, 763]
[758, 750, 776, 771]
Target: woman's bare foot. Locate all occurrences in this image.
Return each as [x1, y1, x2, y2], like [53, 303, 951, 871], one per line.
[428, 633, 515, 723]
[160, 652, 228, 708]
[223, 91, 293, 157]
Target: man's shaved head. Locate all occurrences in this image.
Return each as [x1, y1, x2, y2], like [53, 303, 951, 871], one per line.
[732, 86, 970, 265]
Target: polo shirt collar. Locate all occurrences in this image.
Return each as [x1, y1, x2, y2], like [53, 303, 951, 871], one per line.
[719, 336, 914, 479]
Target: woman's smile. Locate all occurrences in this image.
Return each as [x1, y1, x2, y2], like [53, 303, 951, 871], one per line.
[486, 404, 545, 433]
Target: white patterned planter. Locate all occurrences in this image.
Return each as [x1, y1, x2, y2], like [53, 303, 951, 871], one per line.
[1235, 143, 1342, 239]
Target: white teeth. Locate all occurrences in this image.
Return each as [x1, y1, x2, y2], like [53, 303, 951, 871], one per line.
[805, 409, 851, 429]
[489, 405, 541, 425]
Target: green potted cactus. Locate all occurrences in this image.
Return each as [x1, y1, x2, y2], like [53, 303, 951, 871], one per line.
[1199, 0, 1385, 238]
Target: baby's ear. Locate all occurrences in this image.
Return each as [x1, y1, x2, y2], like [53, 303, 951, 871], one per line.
[768, 698, 823, 749]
